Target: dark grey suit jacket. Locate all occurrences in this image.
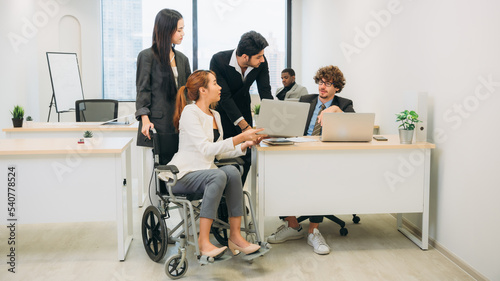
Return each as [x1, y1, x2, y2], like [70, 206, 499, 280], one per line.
[210, 50, 273, 138]
[135, 47, 191, 148]
[299, 94, 355, 135]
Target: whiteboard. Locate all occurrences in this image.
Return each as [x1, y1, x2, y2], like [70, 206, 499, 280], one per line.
[46, 52, 85, 113]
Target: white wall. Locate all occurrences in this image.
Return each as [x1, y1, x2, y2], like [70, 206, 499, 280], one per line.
[0, 0, 102, 135]
[293, 0, 500, 279]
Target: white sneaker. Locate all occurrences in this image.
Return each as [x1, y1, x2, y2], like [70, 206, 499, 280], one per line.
[307, 228, 331, 255]
[267, 221, 306, 244]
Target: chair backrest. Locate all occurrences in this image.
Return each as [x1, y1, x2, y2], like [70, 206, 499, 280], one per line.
[75, 99, 118, 122]
[151, 130, 179, 166]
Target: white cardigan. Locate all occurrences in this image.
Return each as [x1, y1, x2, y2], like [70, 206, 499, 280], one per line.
[166, 104, 245, 179]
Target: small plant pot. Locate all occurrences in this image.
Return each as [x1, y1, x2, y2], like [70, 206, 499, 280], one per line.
[12, 118, 23, 128]
[399, 129, 414, 144]
[253, 114, 259, 127]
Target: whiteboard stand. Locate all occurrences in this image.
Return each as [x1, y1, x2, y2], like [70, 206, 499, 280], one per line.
[47, 94, 73, 122]
[46, 52, 84, 122]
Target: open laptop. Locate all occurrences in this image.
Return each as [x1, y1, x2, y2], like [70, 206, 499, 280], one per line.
[321, 113, 375, 142]
[256, 99, 309, 137]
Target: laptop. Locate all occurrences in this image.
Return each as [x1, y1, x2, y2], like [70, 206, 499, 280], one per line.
[321, 113, 375, 142]
[256, 99, 309, 137]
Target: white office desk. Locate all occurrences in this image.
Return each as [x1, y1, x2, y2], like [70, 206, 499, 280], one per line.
[251, 135, 435, 250]
[2, 122, 151, 207]
[0, 137, 133, 260]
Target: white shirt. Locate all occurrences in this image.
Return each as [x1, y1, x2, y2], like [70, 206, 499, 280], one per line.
[165, 104, 245, 179]
[229, 49, 254, 126]
[229, 49, 254, 82]
[172, 66, 178, 88]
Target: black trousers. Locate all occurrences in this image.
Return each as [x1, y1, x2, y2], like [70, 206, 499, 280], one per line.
[279, 216, 324, 224]
[240, 148, 251, 185]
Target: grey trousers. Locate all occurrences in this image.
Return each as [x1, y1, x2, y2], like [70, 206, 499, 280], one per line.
[171, 165, 243, 220]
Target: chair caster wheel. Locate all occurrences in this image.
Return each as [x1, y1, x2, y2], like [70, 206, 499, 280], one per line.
[165, 254, 188, 279]
[353, 215, 360, 224]
[340, 227, 348, 236]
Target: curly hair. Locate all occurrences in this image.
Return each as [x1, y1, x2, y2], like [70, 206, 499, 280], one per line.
[313, 66, 346, 93]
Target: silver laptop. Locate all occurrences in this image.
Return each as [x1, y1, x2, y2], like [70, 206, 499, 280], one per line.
[256, 99, 309, 137]
[321, 113, 375, 142]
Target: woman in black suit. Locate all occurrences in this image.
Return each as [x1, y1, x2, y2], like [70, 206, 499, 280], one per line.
[135, 9, 191, 163]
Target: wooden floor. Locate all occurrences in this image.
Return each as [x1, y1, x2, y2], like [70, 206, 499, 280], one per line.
[0, 206, 474, 281]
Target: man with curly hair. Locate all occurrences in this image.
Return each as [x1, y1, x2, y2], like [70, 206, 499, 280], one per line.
[267, 65, 355, 255]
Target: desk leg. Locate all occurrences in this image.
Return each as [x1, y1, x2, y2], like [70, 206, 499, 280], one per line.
[250, 147, 257, 212]
[116, 146, 133, 260]
[397, 149, 430, 250]
[255, 149, 265, 240]
[421, 149, 431, 249]
[136, 147, 147, 207]
[140, 147, 154, 207]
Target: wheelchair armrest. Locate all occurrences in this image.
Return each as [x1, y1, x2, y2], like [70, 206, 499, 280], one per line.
[156, 164, 179, 174]
[215, 157, 244, 167]
[215, 157, 244, 175]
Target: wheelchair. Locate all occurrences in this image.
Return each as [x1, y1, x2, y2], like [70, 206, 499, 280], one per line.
[141, 129, 270, 279]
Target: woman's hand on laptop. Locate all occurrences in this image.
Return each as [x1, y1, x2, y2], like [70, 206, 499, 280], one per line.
[318, 106, 343, 125]
[239, 128, 266, 151]
[233, 128, 267, 148]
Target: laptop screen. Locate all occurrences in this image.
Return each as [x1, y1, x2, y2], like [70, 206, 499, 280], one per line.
[256, 99, 309, 137]
[321, 113, 375, 142]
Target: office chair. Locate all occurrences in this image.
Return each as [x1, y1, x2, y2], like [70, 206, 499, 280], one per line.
[75, 99, 118, 122]
[296, 214, 360, 236]
[141, 129, 270, 279]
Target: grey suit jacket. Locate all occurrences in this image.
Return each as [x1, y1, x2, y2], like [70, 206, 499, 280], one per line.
[135, 47, 191, 148]
[275, 83, 309, 101]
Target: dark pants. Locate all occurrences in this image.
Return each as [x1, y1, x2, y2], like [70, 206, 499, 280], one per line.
[279, 216, 324, 224]
[240, 149, 251, 185]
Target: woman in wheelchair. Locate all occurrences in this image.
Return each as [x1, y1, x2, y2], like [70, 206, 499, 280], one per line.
[166, 70, 266, 258]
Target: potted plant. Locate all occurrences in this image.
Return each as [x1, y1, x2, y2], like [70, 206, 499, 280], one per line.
[253, 104, 261, 126]
[10, 105, 24, 128]
[396, 110, 421, 144]
[83, 130, 93, 138]
[25, 116, 33, 127]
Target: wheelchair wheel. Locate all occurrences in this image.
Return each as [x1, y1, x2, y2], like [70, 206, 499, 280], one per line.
[142, 205, 168, 262]
[211, 198, 229, 246]
[165, 254, 188, 279]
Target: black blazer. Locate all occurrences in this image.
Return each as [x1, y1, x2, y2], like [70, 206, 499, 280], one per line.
[299, 94, 355, 135]
[210, 50, 273, 137]
[135, 47, 191, 148]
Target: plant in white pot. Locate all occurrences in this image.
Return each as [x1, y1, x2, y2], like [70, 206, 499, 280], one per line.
[396, 110, 421, 144]
[10, 105, 24, 128]
[25, 116, 33, 127]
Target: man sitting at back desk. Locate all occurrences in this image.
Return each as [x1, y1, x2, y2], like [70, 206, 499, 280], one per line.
[267, 65, 355, 255]
[276, 68, 309, 101]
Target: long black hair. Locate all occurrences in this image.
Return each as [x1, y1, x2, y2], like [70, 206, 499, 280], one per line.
[151, 9, 183, 100]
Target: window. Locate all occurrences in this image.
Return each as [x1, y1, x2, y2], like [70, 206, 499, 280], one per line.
[102, 0, 286, 100]
[197, 0, 286, 95]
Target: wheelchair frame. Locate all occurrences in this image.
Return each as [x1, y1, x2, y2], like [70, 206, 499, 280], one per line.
[141, 129, 270, 279]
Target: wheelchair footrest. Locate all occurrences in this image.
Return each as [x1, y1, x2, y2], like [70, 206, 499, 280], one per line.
[198, 254, 232, 265]
[239, 245, 270, 261]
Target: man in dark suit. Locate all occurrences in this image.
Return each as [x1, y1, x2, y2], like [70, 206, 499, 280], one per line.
[267, 65, 354, 255]
[210, 31, 273, 183]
